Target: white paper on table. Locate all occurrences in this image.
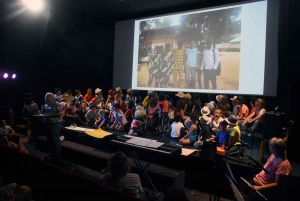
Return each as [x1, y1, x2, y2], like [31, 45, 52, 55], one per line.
[146, 141, 164, 148]
[181, 148, 196, 156]
[125, 137, 145, 144]
[136, 139, 156, 146]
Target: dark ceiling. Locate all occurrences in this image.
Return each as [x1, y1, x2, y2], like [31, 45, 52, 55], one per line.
[55, 0, 245, 21]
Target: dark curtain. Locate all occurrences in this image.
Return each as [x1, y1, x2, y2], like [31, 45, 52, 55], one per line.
[277, 0, 300, 161]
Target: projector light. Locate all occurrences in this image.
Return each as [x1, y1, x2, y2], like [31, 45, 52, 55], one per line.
[3, 73, 8, 78]
[12, 74, 16, 79]
[23, 0, 44, 12]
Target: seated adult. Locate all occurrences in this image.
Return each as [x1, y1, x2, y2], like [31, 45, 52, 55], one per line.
[225, 115, 241, 156]
[241, 98, 266, 132]
[0, 182, 34, 201]
[97, 151, 143, 198]
[179, 112, 198, 145]
[238, 137, 292, 201]
[0, 119, 19, 144]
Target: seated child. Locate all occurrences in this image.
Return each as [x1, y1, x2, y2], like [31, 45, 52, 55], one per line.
[209, 120, 228, 155]
[120, 95, 127, 113]
[170, 115, 185, 139]
[110, 103, 127, 131]
[128, 112, 145, 136]
[135, 99, 146, 123]
[95, 109, 109, 129]
[124, 100, 134, 122]
[210, 108, 224, 134]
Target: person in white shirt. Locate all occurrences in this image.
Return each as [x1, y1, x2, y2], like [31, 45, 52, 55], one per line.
[201, 41, 220, 89]
[111, 103, 127, 132]
[170, 115, 185, 138]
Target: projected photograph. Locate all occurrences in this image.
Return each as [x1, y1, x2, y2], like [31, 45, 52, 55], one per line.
[136, 6, 242, 90]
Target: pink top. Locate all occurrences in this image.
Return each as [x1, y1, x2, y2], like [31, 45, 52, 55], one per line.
[131, 119, 139, 128]
[254, 154, 292, 185]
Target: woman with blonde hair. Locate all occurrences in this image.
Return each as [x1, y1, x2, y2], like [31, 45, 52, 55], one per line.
[241, 98, 266, 132]
[239, 137, 292, 201]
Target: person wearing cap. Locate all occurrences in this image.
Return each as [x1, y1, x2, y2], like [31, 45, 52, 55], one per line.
[85, 105, 100, 127]
[171, 41, 185, 88]
[125, 88, 134, 109]
[84, 87, 94, 103]
[198, 114, 212, 142]
[110, 103, 127, 131]
[179, 112, 199, 145]
[128, 111, 145, 136]
[225, 115, 241, 156]
[235, 96, 249, 125]
[183, 93, 193, 116]
[184, 39, 200, 88]
[54, 88, 63, 102]
[201, 40, 219, 89]
[95, 88, 103, 102]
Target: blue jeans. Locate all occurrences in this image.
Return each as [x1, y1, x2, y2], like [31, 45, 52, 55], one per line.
[46, 123, 61, 158]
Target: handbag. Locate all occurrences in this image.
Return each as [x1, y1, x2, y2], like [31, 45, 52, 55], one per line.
[213, 48, 221, 76]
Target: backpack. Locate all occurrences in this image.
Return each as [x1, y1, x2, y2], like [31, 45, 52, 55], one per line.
[213, 48, 221, 76]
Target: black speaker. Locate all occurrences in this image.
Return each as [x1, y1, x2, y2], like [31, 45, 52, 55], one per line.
[262, 111, 286, 139]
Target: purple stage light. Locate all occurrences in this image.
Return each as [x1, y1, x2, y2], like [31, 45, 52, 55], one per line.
[3, 73, 8, 78]
[12, 74, 16, 79]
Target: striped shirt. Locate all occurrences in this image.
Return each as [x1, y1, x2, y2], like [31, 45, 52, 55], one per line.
[99, 172, 143, 197]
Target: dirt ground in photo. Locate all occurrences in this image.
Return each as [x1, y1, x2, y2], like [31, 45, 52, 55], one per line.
[137, 52, 240, 90]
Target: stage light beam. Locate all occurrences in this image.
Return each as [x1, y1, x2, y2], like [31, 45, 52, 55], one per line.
[3, 73, 8, 79]
[23, 0, 44, 12]
[12, 74, 16, 79]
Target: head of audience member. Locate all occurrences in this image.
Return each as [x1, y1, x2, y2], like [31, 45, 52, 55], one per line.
[75, 90, 81, 97]
[177, 41, 183, 49]
[149, 99, 157, 108]
[0, 119, 7, 128]
[159, 92, 166, 101]
[208, 94, 215, 102]
[71, 98, 78, 106]
[174, 115, 181, 123]
[95, 88, 102, 96]
[250, 97, 257, 108]
[190, 39, 196, 48]
[114, 103, 121, 112]
[55, 88, 62, 96]
[235, 96, 245, 107]
[206, 40, 212, 50]
[230, 96, 237, 106]
[75, 102, 80, 109]
[225, 114, 238, 128]
[219, 120, 228, 132]
[255, 98, 266, 109]
[164, 186, 189, 201]
[214, 108, 223, 119]
[107, 96, 114, 103]
[87, 87, 92, 95]
[165, 44, 171, 52]
[108, 151, 131, 180]
[89, 105, 98, 112]
[127, 88, 133, 95]
[66, 89, 72, 95]
[135, 99, 142, 106]
[99, 109, 105, 117]
[108, 89, 115, 97]
[99, 98, 105, 108]
[91, 97, 99, 105]
[45, 92, 54, 104]
[115, 87, 122, 95]
[128, 100, 134, 109]
[269, 137, 287, 159]
[189, 112, 198, 124]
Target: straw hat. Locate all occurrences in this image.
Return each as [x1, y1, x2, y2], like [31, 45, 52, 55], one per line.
[95, 88, 102, 94]
[175, 91, 185, 98]
[185, 93, 191, 99]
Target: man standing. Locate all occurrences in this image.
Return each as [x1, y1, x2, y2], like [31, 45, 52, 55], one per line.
[184, 40, 200, 88]
[201, 41, 220, 89]
[172, 42, 185, 88]
[42, 92, 63, 160]
[160, 44, 174, 88]
[147, 46, 163, 87]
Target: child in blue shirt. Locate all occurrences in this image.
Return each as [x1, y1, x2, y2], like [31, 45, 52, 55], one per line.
[95, 109, 109, 129]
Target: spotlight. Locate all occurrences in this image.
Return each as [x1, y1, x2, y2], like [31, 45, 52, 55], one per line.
[23, 0, 44, 12]
[12, 74, 16, 79]
[3, 73, 8, 79]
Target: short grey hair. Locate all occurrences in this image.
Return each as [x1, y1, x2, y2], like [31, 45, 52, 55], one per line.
[44, 92, 54, 102]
